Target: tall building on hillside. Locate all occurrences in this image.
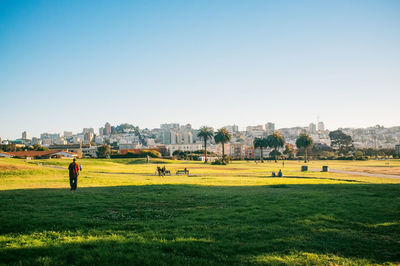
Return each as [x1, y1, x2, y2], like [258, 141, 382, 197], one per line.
[104, 122, 111, 136]
[224, 125, 239, 133]
[265, 123, 275, 134]
[40, 133, 50, 140]
[159, 123, 194, 145]
[246, 125, 263, 132]
[308, 123, 317, 134]
[99, 127, 104, 136]
[64, 131, 73, 137]
[50, 133, 61, 140]
[83, 128, 94, 134]
[32, 137, 42, 145]
[84, 132, 94, 142]
[22, 131, 29, 140]
[160, 123, 180, 130]
[160, 130, 172, 145]
[318, 122, 325, 132]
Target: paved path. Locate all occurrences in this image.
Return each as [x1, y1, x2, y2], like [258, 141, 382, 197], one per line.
[329, 169, 400, 180]
[41, 165, 66, 170]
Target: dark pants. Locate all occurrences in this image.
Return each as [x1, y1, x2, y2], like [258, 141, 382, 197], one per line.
[69, 177, 77, 190]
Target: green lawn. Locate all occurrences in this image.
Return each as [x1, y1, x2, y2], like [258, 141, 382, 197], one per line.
[0, 158, 399, 265]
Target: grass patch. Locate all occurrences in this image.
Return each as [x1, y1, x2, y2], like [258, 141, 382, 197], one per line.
[0, 158, 399, 264]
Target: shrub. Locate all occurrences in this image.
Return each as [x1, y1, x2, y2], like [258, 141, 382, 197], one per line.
[336, 156, 354, 160]
[211, 158, 227, 165]
[111, 150, 160, 159]
[187, 154, 199, 161]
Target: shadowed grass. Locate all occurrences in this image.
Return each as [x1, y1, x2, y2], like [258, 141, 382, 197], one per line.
[0, 184, 399, 265]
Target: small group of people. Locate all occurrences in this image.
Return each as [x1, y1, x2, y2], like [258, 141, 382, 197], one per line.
[272, 169, 283, 177]
[156, 165, 168, 176]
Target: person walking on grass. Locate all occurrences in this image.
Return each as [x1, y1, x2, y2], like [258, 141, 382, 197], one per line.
[68, 158, 80, 191]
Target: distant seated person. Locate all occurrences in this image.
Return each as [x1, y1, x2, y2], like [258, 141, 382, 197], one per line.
[272, 171, 276, 177]
[278, 169, 283, 177]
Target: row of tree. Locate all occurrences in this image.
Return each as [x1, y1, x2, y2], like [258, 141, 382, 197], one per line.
[254, 130, 355, 163]
[197, 126, 312, 164]
[0, 143, 49, 152]
[254, 132, 286, 163]
[252, 132, 312, 163]
[197, 127, 363, 164]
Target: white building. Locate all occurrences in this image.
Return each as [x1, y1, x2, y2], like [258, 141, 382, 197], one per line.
[265, 123, 275, 134]
[224, 125, 239, 133]
[119, 143, 141, 150]
[54, 151, 78, 158]
[82, 146, 98, 158]
[22, 131, 29, 140]
[167, 144, 203, 156]
[104, 122, 111, 136]
[64, 131, 73, 137]
[318, 122, 325, 132]
[308, 123, 317, 134]
[246, 125, 263, 132]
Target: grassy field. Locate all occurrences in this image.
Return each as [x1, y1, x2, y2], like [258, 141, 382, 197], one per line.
[0, 158, 399, 265]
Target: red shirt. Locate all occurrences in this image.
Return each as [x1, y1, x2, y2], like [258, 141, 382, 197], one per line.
[68, 162, 79, 177]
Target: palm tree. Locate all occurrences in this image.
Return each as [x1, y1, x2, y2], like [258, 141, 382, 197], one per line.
[267, 132, 285, 163]
[253, 137, 268, 162]
[214, 128, 231, 161]
[197, 126, 214, 163]
[296, 132, 313, 163]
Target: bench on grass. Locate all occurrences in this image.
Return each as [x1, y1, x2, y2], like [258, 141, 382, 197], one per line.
[176, 170, 189, 176]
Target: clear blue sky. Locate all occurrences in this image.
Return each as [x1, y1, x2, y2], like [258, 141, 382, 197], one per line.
[1, 0, 399, 139]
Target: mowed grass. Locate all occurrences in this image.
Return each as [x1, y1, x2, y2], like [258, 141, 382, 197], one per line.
[0, 158, 399, 265]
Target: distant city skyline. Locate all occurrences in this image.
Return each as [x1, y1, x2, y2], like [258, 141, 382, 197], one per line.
[1, 0, 399, 140]
[1, 120, 397, 141]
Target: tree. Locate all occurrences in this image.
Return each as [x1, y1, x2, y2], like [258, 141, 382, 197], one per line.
[329, 130, 354, 155]
[296, 133, 314, 163]
[283, 144, 295, 159]
[253, 137, 268, 162]
[197, 126, 214, 163]
[0, 143, 18, 152]
[31, 144, 49, 151]
[214, 128, 231, 162]
[97, 145, 111, 158]
[267, 132, 285, 163]
[311, 143, 334, 158]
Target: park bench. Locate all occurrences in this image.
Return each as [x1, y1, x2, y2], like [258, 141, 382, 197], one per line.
[176, 170, 189, 176]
